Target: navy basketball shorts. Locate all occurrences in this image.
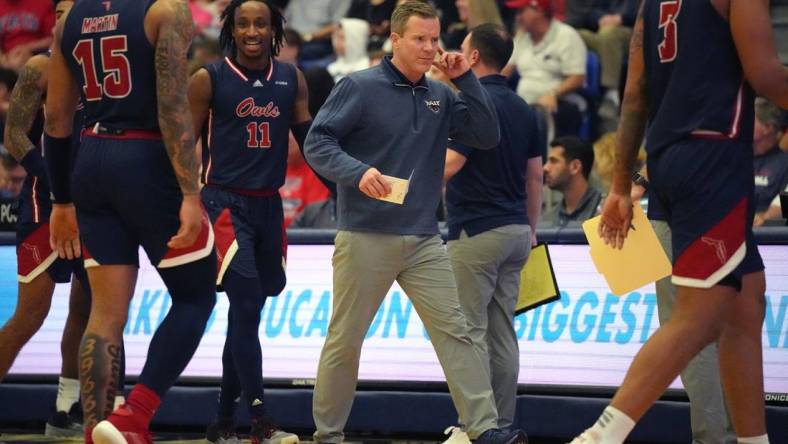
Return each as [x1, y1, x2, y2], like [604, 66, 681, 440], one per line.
[202, 186, 287, 295]
[648, 137, 764, 289]
[16, 174, 86, 284]
[71, 132, 214, 269]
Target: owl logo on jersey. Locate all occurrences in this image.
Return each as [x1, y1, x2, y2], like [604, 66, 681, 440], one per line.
[425, 100, 441, 113]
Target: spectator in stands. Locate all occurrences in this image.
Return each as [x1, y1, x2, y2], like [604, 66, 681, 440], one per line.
[189, 0, 215, 37]
[442, 0, 504, 50]
[503, 0, 586, 139]
[200, 0, 232, 40]
[188, 38, 221, 76]
[753, 98, 788, 225]
[540, 136, 601, 227]
[576, 0, 639, 126]
[0, 0, 55, 70]
[0, 150, 23, 198]
[279, 28, 303, 67]
[562, 0, 592, 28]
[285, 0, 353, 64]
[0, 68, 16, 143]
[282, 135, 332, 227]
[327, 18, 371, 81]
[0, 148, 17, 229]
[291, 192, 337, 228]
[345, 0, 397, 49]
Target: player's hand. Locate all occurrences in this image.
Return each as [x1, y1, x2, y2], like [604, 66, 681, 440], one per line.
[168, 194, 204, 249]
[432, 47, 470, 79]
[538, 93, 559, 114]
[598, 192, 633, 249]
[530, 231, 538, 248]
[359, 167, 392, 199]
[49, 204, 81, 260]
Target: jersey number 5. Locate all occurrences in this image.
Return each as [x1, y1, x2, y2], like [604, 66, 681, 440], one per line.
[246, 122, 271, 148]
[658, 0, 681, 63]
[659, 0, 681, 63]
[73, 36, 132, 101]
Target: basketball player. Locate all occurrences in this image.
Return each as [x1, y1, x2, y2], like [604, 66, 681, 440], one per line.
[44, 0, 218, 442]
[571, 0, 788, 443]
[187, 0, 306, 442]
[0, 1, 90, 436]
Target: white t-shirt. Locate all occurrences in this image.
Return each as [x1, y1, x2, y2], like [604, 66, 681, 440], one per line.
[509, 20, 587, 103]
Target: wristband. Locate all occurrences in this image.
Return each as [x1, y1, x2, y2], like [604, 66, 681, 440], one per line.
[43, 133, 73, 204]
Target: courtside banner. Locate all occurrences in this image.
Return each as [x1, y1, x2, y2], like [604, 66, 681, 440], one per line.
[1, 244, 786, 394]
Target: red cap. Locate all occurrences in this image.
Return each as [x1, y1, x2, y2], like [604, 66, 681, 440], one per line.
[505, 0, 553, 13]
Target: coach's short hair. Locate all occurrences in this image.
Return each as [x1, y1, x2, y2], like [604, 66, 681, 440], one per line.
[391, 1, 439, 36]
[551, 136, 594, 179]
[468, 23, 512, 71]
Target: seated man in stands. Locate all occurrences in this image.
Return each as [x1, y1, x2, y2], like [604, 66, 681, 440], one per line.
[753, 97, 788, 225]
[574, 0, 640, 128]
[285, 0, 352, 65]
[540, 136, 602, 227]
[0, 150, 24, 199]
[503, 0, 586, 139]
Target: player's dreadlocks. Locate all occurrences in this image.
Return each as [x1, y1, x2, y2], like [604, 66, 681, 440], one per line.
[219, 0, 286, 57]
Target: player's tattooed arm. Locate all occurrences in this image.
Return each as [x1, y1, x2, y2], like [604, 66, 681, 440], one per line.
[154, 0, 199, 195]
[4, 55, 48, 161]
[610, 2, 648, 194]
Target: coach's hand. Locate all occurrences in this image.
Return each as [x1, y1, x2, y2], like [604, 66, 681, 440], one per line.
[359, 167, 392, 199]
[168, 194, 203, 249]
[598, 192, 633, 250]
[50, 204, 81, 260]
[432, 47, 470, 79]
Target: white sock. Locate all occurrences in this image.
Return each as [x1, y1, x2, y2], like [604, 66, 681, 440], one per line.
[738, 434, 769, 444]
[55, 377, 80, 413]
[587, 406, 635, 444]
[114, 395, 126, 410]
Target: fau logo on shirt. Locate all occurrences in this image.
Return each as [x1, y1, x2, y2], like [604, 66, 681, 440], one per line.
[235, 97, 280, 118]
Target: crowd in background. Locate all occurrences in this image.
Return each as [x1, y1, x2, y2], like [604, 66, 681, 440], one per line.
[1, 0, 787, 232]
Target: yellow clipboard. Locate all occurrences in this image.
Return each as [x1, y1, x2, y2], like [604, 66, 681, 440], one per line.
[516, 243, 561, 314]
[582, 202, 672, 296]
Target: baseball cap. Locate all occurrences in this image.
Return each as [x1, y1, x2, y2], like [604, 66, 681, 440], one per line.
[505, 0, 553, 13]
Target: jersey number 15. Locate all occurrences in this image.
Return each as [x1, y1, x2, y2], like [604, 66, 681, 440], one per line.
[73, 36, 132, 101]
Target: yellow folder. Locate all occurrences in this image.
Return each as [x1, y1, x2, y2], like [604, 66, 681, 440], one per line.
[582, 202, 672, 296]
[516, 243, 560, 314]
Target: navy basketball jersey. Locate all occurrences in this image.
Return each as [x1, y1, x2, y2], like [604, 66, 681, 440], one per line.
[643, 0, 754, 156]
[61, 0, 158, 130]
[201, 57, 297, 190]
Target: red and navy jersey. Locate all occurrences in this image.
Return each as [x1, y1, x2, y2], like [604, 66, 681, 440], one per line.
[643, 0, 754, 156]
[61, 0, 158, 131]
[201, 58, 297, 190]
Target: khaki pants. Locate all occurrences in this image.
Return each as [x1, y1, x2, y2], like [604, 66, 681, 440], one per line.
[447, 225, 531, 429]
[313, 231, 498, 443]
[652, 220, 736, 444]
[579, 26, 632, 90]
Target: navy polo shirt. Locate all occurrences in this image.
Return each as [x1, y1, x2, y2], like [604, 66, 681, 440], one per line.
[446, 74, 542, 240]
